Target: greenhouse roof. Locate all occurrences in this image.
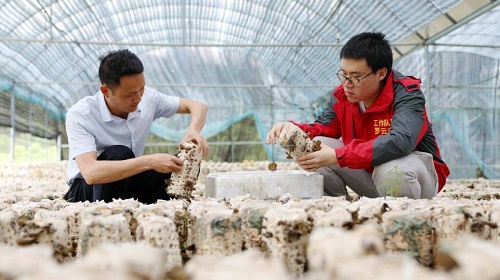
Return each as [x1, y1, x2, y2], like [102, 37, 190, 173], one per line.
[0, 0, 498, 118]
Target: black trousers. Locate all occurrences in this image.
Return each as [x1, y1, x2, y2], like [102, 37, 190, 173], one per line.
[63, 145, 171, 204]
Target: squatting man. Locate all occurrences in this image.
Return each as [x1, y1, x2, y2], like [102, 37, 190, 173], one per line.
[266, 32, 450, 199]
[64, 49, 209, 204]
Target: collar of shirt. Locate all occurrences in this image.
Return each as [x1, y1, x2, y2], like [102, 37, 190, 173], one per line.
[97, 91, 141, 122]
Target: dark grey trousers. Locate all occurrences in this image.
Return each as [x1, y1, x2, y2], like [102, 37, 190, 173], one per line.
[314, 136, 438, 199]
[63, 145, 171, 204]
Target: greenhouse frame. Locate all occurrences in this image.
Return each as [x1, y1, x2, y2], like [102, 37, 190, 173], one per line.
[0, 0, 499, 179]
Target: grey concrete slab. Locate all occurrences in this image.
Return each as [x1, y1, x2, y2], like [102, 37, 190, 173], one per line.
[205, 170, 323, 200]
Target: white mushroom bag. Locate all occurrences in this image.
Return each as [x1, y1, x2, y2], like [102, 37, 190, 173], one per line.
[279, 123, 321, 159]
[166, 139, 203, 199]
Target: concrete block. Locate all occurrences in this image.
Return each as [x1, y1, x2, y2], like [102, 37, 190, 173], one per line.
[206, 170, 323, 200]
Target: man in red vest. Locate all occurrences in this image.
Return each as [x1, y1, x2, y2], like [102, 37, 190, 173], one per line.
[267, 32, 449, 199]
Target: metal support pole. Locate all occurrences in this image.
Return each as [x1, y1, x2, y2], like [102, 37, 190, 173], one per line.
[424, 45, 432, 122]
[44, 110, 48, 160]
[9, 89, 15, 162]
[57, 117, 62, 161]
[493, 59, 499, 175]
[230, 116, 234, 162]
[270, 86, 274, 161]
[29, 101, 33, 161]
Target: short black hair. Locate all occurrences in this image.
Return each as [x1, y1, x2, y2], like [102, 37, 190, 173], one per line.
[98, 49, 144, 88]
[340, 32, 393, 73]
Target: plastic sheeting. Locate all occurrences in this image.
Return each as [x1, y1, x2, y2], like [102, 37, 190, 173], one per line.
[0, 0, 464, 111]
[0, 0, 499, 179]
[396, 50, 499, 179]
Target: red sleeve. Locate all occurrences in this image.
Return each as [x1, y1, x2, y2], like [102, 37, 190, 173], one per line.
[290, 121, 340, 139]
[335, 139, 374, 169]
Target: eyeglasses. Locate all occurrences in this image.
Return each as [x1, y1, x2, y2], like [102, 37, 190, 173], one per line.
[336, 70, 374, 86]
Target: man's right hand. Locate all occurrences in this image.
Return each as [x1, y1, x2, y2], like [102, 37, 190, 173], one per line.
[266, 122, 289, 145]
[144, 153, 184, 173]
[76, 152, 184, 185]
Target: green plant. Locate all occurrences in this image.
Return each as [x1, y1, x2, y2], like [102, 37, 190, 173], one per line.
[384, 165, 404, 199]
[471, 191, 480, 200]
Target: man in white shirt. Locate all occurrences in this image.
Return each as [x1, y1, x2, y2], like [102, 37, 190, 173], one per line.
[64, 49, 209, 204]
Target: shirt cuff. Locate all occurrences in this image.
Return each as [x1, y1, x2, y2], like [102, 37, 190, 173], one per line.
[335, 146, 346, 166]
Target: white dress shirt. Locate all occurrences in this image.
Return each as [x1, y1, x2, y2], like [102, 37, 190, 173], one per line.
[65, 87, 179, 184]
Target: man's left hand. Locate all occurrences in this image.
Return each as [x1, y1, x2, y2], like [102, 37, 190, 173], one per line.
[181, 129, 210, 158]
[296, 144, 338, 171]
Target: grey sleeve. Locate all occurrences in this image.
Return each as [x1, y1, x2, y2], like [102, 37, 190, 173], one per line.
[315, 94, 338, 126]
[372, 83, 426, 166]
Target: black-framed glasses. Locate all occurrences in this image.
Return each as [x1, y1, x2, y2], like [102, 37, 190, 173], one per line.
[336, 70, 374, 86]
